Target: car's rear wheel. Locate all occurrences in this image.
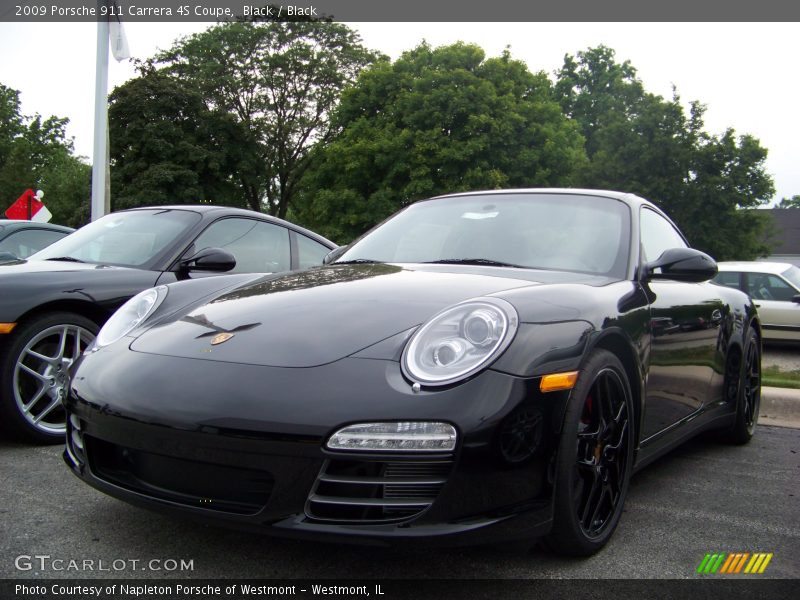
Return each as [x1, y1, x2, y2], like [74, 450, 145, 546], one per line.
[725, 327, 761, 445]
[0, 312, 97, 444]
[545, 349, 634, 556]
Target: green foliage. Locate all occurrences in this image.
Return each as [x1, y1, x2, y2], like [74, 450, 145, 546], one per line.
[762, 365, 800, 390]
[109, 66, 249, 210]
[107, 35, 779, 257]
[0, 83, 89, 226]
[295, 43, 587, 243]
[555, 46, 774, 261]
[36, 149, 91, 227]
[149, 21, 380, 218]
[678, 130, 773, 259]
[776, 195, 800, 209]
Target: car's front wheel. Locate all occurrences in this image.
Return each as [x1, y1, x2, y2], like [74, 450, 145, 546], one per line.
[546, 349, 634, 556]
[0, 312, 97, 444]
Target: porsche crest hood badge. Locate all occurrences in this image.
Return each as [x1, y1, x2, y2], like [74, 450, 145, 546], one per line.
[211, 332, 235, 345]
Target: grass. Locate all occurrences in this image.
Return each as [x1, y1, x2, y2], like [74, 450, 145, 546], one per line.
[762, 365, 800, 389]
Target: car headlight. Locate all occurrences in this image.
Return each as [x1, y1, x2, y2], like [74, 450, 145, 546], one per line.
[402, 297, 518, 386]
[94, 286, 168, 349]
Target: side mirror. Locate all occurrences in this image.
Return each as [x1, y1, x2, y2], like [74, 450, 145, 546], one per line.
[322, 246, 346, 265]
[179, 247, 236, 273]
[645, 248, 717, 283]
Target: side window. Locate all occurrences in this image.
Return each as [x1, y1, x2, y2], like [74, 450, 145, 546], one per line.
[712, 271, 742, 291]
[192, 218, 290, 274]
[0, 229, 69, 258]
[747, 273, 797, 302]
[640, 208, 687, 263]
[296, 234, 331, 269]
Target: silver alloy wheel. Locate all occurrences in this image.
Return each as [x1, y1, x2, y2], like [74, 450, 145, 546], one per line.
[12, 324, 96, 435]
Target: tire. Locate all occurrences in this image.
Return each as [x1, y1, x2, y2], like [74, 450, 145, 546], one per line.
[545, 349, 635, 556]
[0, 312, 98, 444]
[724, 327, 761, 445]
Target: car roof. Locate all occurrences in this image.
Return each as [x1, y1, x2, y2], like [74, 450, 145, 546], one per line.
[0, 219, 74, 233]
[430, 188, 655, 209]
[717, 261, 795, 274]
[114, 205, 336, 248]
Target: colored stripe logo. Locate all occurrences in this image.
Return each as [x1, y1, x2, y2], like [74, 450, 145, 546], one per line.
[696, 552, 773, 574]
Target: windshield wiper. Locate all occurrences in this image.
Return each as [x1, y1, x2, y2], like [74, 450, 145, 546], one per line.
[334, 259, 383, 265]
[44, 256, 86, 263]
[424, 258, 526, 268]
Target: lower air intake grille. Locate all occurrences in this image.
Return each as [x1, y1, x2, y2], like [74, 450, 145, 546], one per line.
[305, 457, 453, 524]
[86, 437, 273, 515]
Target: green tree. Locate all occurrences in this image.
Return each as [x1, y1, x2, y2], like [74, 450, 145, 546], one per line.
[776, 195, 800, 209]
[295, 43, 587, 243]
[0, 83, 89, 226]
[36, 148, 91, 227]
[0, 84, 24, 168]
[109, 65, 249, 210]
[555, 46, 647, 161]
[679, 129, 773, 259]
[154, 20, 380, 218]
[555, 46, 774, 260]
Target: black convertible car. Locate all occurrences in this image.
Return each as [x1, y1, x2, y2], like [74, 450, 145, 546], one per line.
[65, 190, 760, 555]
[0, 205, 335, 443]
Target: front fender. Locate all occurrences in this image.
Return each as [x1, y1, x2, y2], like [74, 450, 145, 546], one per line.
[491, 320, 594, 378]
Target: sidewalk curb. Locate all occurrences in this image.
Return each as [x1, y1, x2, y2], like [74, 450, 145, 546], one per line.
[760, 386, 800, 429]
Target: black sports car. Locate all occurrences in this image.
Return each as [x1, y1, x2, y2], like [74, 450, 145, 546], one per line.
[0, 205, 335, 443]
[65, 190, 760, 555]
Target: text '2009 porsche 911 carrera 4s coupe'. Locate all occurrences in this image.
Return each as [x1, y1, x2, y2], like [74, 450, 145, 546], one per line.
[64, 189, 761, 556]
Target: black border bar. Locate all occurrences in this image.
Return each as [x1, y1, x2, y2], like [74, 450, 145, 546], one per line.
[1, 0, 800, 22]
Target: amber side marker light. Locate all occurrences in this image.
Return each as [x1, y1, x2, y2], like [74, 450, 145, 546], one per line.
[0, 323, 17, 334]
[540, 371, 579, 393]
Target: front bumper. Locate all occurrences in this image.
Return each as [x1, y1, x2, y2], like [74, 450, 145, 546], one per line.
[65, 347, 570, 546]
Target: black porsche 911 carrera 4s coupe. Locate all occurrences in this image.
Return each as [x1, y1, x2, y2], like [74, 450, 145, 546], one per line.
[0, 205, 335, 443]
[65, 189, 761, 556]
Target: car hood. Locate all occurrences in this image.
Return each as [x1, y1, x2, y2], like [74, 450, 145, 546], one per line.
[0, 259, 161, 321]
[130, 263, 608, 368]
[0, 258, 147, 278]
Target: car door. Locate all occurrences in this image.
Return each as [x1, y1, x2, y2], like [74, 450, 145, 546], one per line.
[640, 208, 725, 440]
[744, 270, 800, 340]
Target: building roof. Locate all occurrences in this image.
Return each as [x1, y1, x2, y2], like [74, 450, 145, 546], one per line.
[764, 209, 800, 255]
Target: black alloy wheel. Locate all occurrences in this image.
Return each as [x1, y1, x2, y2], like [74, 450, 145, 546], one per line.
[546, 349, 634, 556]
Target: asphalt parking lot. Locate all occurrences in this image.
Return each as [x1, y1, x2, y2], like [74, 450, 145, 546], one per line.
[1, 424, 797, 581]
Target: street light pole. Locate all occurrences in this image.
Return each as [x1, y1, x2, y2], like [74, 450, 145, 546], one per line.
[90, 1, 110, 222]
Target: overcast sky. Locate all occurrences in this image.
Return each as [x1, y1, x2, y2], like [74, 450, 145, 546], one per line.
[0, 21, 797, 204]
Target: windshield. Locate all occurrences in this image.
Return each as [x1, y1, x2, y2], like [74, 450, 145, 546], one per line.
[336, 193, 631, 278]
[782, 265, 800, 290]
[32, 209, 201, 268]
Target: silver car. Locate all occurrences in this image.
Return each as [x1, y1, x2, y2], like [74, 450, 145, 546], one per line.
[714, 261, 800, 341]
